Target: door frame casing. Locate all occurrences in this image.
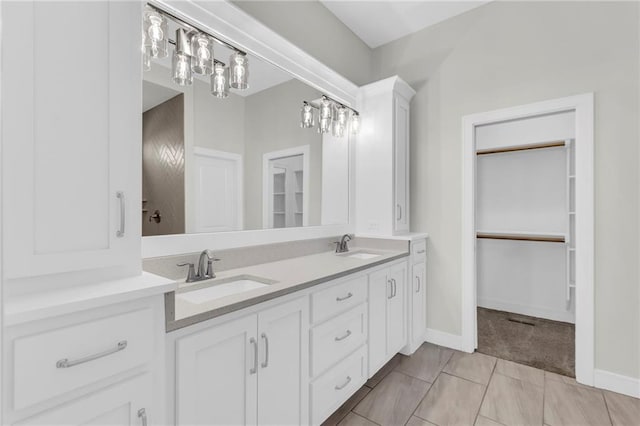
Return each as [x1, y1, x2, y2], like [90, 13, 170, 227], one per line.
[461, 93, 595, 385]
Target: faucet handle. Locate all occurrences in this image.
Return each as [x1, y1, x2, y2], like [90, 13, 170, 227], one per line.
[206, 258, 221, 279]
[177, 262, 197, 283]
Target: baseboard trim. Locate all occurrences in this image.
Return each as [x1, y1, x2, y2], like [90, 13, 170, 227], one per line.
[593, 369, 640, 398]
[424, 328, 470, 352]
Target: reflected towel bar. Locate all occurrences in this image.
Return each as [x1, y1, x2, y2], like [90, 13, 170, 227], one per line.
[476, 140, 566, 155]
[476, 232, 565, 243]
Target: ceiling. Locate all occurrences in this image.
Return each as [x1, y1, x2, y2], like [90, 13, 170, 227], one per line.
[320, 1, 490, 48]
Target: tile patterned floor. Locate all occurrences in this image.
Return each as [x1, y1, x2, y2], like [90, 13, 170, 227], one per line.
[322, 343, 640, 426]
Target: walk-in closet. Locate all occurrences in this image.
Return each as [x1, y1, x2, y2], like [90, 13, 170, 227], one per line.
[475, 111, 577, 376]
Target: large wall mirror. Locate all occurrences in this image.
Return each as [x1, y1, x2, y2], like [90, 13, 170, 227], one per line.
[141, 6, 352, 237]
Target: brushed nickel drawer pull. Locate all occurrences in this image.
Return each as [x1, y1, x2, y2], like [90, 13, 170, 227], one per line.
[336, 292, 353, 302]
[116, 191, 125, 238]
[56, 340, 127, 368]
[416, 276, 421, 293]
[138, 408, 148, 426]
[249, 337, 258, 374]
[335, 376, 352, 390]
[416, 249, 426, 254]
[335, 330, 352, 342]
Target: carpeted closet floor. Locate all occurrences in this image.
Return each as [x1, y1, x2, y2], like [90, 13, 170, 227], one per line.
[477, 307, 575, 377]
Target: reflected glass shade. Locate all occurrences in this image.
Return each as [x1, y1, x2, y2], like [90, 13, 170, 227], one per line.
[300, 102, 314, 128]
[172, 29, 193, 86]
[143, 8, 168, 58]
[350, 112, 360, 135]
[332, 106, 347, 137]
[191, 32, 214, 75]
[229, 52, 249, 90]
[142, 51, 151, 72]
[318, 97, 333, 134]
[210, 63, 229, 98]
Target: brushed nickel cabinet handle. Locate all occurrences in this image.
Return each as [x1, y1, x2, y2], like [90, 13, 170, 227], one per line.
[336, 292, 353, 302]
[387, 280, 393, 299]
[138, 408, 147, 426]
[335, 330, 352, 342]
[249, 338, 258, 374]
[116, 191, 125, 238]
[56, 340, 127, 368]
[335, 376, 352, 390]
[396, 204, 402, 220]
[416, 249, 426, 254]
[261, 333, 269, 368]
[416, 276, 421, 293]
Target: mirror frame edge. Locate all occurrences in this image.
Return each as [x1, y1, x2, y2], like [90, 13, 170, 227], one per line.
[142, 0, 358, 258]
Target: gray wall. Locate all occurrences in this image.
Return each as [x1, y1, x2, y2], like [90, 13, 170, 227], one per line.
[244, 79, 324, 229]
[232, 1, 372, 85]
[370, 1, 639, 380]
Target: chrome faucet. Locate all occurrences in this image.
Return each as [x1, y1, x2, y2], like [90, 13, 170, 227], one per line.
[334, 234, 353, 253]
[177, 249, 220, 283]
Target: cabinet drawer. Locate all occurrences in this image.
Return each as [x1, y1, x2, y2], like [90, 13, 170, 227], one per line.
[412, 240, 426, 261]
[311, 346, 367, 426]
[311, 275, 367, 324]
[311, 303, 367, 377]
[14, 308, 154, 410]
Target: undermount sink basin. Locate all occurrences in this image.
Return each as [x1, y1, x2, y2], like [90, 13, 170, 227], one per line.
[176, 275, 277, 304]
[337, 250, 382, 260]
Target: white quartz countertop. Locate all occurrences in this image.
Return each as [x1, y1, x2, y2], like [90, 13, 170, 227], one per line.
[168, 247, 409, 330]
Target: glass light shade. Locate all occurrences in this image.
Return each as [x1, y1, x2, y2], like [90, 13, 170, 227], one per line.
[337, 106, 348, 125]
[300, 102, 315, 128]
[229, 52, 249, 90]
[318, 97, 333, 134]
[210, 63, 229, 98]
[332, 106, 346, 137]
[142, 52, 151, 72]
[172, 51, 192, 86]
[143, 8, 168, 58]
[350, 113, 360, 135]
[191, 32, 214, 75]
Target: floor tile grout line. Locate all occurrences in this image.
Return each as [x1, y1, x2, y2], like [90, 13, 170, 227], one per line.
[542, 363, 547, 426]
[473, 355, 499, 426]
[405, 350, 454, 425]
[600, 389, 615, 426]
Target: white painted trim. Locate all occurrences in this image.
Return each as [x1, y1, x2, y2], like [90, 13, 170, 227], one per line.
[424, 329, 467, 352]
[593, 369, 640, 399]
[143, 0, 357, 256]
[262, 145, 310, 229]
[461, 93, 595, 384]
[193, 147, 244, 232]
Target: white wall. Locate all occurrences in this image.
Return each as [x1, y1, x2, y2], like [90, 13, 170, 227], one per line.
[372, 1, 639, 380]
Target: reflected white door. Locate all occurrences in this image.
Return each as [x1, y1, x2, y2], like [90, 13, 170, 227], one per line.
[193, 148, 242, 233]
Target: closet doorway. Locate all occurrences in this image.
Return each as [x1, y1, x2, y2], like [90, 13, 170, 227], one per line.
[461, 94, 594, 385]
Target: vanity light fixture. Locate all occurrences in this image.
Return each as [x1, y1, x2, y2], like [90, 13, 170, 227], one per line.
[172, 28, 193, 86]
[300, 102, 315, 128]
[300, 95, 359, 138]
[143, 6, 168, 59]
[211, 62, 229, 98]
[229, 52, 249, 90]
[142, 3, 249, 95]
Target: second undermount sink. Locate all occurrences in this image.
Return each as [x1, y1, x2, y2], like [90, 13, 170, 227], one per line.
[176, 275, 277, 304]
[337, 250, 382, 260]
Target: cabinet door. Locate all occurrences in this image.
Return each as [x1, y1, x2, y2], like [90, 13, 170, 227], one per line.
[387, 262, 407, 354]
[368, 268, 389, 375]
[177, 315, 258, 426]
[2, 1, 141, 279]
[13, 374, 151, 426]
[411, 262, 427, 345]
[393, 94, 410, 233]
[257, 297, 309, 426]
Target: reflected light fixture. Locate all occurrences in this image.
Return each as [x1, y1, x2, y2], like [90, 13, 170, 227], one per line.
[300, 102, 315, 128]
[350, 112, 360, 135]
[143, 6, 168, 58]
[332, 106, 348, 137]
[211, 62, 229, 98]
[229, 52, 249, 90]
[191, 32, 214, 75]
[172, 28, 193, 86]
[318, 96, 333, 134]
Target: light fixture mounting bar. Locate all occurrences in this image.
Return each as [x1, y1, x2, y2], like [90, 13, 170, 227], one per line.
[146, 2, 247, 56]
[305, 95, 359, 115]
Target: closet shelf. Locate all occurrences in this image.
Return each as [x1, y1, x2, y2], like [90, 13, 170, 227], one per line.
[476, 231, 565, 243]
[476, 140, 567, 156]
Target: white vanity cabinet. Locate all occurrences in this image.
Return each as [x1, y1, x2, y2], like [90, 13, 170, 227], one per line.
[1, 0, 142, 280]
[355, 76, 416, 236]
[176, 297, 308, 426]
[405, 239, 428, 354]
[368, 260, 407, 375]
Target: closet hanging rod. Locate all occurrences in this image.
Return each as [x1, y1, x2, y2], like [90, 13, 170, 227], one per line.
[476, 232, 565, 243]
[476, 140, 567, 156]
